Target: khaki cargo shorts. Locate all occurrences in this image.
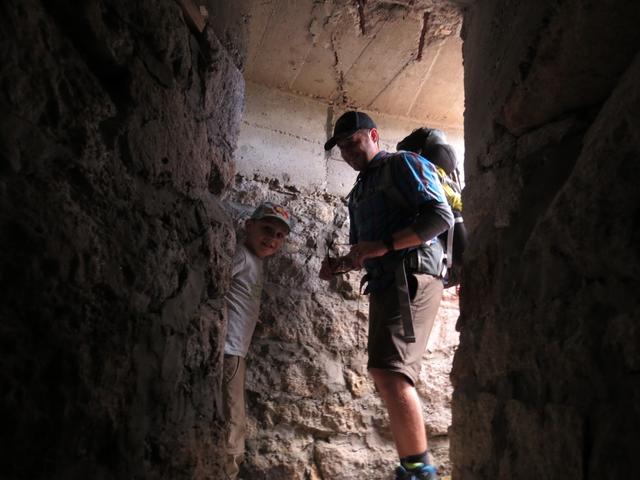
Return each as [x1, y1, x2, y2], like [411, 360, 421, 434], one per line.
[367, 273, 443, 384]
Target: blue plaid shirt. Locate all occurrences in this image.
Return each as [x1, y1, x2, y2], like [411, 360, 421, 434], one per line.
[348, 150, 447, 290]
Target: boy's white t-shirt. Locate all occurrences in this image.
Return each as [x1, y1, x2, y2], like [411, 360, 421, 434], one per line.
[224, 244, 264, 357]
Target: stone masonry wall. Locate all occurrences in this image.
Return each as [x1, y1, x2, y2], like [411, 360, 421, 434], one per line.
[0, 1, 246, 478]
[452, 1, 640, 478]
[224, 176, 460, 479]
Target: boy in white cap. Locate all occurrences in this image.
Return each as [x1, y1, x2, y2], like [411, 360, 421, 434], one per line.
[222, 202, 291, 479]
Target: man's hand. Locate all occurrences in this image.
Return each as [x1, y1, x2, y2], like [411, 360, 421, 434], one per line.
[319, 255, 358, 280]
[319, 238, 392, 281]
[348, 240, 388, 269]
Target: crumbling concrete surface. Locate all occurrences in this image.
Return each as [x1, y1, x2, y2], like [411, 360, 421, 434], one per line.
[245, 0, 465, 127]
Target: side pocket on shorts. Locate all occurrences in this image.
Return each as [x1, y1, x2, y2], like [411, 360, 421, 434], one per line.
[408, 273, 418, 302]
[223, 355, 241, 385]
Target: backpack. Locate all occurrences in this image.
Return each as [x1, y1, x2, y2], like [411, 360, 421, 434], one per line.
[394, 128, 468, 287]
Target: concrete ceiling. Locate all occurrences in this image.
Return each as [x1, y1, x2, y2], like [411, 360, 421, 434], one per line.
[244, 0, 466, 129]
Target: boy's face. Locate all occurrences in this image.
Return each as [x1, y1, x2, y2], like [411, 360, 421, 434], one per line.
[244, 217, 289, 258]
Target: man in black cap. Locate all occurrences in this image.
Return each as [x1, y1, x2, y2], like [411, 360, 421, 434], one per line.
[320, 111, 453, 480]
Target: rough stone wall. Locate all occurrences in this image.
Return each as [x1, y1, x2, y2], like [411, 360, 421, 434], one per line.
[452, 1, 640, 478]
[0, 1, 246, 478]
[225, 177, 460, 479]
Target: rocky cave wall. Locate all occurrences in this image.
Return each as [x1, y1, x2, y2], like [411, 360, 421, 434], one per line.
[0, 1, 247, 478]
[224, 82, 462, 479]
[452, 1, 640, 479]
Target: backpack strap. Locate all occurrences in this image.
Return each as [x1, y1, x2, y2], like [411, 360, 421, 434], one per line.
[445, 224, 454, 269]
[444, 216, 464, 269]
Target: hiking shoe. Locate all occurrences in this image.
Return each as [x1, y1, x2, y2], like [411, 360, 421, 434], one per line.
[395, 463, 438, 480]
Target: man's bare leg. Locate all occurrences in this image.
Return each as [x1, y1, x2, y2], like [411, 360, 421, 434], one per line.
[369, 367, 427, 456]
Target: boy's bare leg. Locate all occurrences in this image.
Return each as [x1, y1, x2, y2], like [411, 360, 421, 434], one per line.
[369, 368, 427, 456]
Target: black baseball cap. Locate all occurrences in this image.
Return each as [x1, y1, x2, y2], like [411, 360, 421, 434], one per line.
[324, 111, 377, 151]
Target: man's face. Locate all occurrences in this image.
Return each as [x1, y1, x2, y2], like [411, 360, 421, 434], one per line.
[245, 217, 289, 258]
[336, 128, 379, 171]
